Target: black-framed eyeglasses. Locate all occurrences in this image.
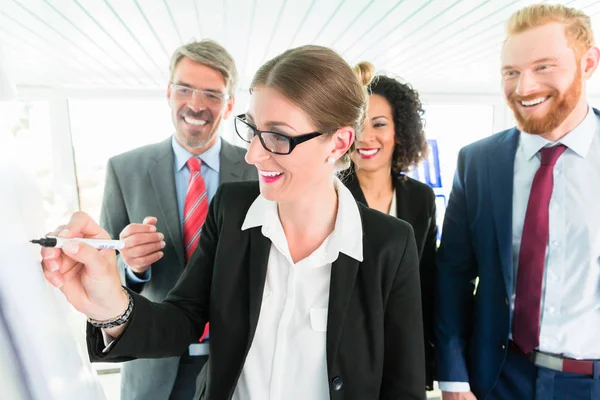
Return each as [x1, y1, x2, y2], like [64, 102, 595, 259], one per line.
[169, 82, 230, 105]
[234, 114, 325, 155]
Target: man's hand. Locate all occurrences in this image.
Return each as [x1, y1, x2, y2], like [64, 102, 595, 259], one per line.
[119, 216, 165, 273]
[442, 391, 477, 400]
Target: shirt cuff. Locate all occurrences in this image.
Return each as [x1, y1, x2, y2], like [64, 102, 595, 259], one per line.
[438, 381, 471, 392]
[101, 330, 115, 354]
[125, 265, 151, 284]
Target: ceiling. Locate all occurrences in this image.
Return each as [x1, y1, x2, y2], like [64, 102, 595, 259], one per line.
[1, 0, 600, 96]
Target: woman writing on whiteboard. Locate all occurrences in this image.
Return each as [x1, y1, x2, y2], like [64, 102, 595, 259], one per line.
[41, 45, 426, 400]
[345, 64, 437, 390]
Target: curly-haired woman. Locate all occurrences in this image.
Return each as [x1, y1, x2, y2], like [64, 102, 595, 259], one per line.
[346, 62, 437, 391]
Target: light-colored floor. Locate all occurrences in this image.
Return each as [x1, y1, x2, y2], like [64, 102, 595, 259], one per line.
[98, 372, 120, 400]
[97, 371, 442, 400]
[428, 384, 442, 399]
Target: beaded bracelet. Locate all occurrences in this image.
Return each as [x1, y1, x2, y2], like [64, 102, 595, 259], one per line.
[87, 288, 134, 329]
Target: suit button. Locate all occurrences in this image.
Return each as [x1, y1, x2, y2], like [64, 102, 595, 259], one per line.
[331, 376, 343, 391]
[505, 297, 509, 306]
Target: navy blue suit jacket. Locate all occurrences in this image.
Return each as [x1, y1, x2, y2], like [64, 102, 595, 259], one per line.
[434, 126, 519, 397]
[434, 108, 600, 398]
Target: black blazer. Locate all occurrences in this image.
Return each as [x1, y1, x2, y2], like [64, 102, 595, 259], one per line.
[88, 181, 426, 400]
[344, 172, 437, 389]
[98, 137, 257, 398]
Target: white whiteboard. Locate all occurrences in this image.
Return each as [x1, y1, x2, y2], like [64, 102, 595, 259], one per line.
[0, 128, 106, 400]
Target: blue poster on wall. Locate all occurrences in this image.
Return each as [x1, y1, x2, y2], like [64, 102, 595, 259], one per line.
[409, 140, 446, 242]
[410, 139, 442, 189]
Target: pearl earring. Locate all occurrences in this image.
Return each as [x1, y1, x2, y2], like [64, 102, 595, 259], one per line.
[327, 156, 335, 165]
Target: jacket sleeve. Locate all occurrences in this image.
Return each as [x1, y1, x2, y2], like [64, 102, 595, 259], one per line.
[381, 223, 426, 400]
[87, 184, 224, 362]
[98, 159, 136, 289]
[420, 189, 437, 389]
[434, 148, 477, 384]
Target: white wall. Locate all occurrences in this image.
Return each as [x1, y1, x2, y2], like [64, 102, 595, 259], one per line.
[13, 87, 599, 227]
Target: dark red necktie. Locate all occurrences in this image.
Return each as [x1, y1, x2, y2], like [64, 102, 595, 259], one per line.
[183, 157, 210, 342]
[513, 144, 566, 354]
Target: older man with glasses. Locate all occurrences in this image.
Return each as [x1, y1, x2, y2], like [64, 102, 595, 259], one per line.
[99, 39, 257, 400]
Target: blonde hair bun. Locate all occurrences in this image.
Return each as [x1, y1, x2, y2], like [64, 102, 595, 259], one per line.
[353, 61, 375, 87]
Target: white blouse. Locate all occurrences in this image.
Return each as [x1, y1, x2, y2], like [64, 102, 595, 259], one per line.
[233, 177, 363, 400]
[388, 189, 397, 217]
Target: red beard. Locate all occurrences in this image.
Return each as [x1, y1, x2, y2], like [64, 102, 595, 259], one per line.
[508, 67, 582, 135]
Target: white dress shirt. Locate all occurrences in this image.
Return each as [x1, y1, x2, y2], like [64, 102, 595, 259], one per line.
[232, 177, 363, 400]
[511, 107, 600, 358]
[440, 107, 600, 393]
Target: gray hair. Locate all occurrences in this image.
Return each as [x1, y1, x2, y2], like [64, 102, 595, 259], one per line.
[170, 39, 238, 97]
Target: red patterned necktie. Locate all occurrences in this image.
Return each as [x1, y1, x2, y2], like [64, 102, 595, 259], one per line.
[512, 144, 567, 354]
[183, 156, 210, 342]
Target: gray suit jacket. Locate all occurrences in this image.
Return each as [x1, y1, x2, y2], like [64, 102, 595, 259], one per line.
[99, 136, 257, 400]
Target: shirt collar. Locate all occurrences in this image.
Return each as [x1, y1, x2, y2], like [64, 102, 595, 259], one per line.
[519, 106, 597, 160]
[241, 176, 364, 262]
[172, 135, 221, 172]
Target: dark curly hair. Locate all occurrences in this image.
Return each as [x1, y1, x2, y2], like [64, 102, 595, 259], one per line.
[368, 75, 428, 176]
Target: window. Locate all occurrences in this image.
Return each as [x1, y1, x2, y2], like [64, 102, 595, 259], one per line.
[0, 101, 75, 232]
[408, 104, 495, 237]
[69, 99, 173, 221]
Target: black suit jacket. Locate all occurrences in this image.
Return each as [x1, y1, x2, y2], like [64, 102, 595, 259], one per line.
[344, 172, 437, 389]
[89, 182, 426, 400]
[98, 137, 257, 399]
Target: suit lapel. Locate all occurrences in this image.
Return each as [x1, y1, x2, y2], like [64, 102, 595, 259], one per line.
[326, 253, 360, 372]
[148, 139, 185, 268]
[488, 129, 519, 299]
[343, 172, 368, 205]
[394, 177, 408, 220]
[246, 228, 271, 346]
[219, 140, 242, 184]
